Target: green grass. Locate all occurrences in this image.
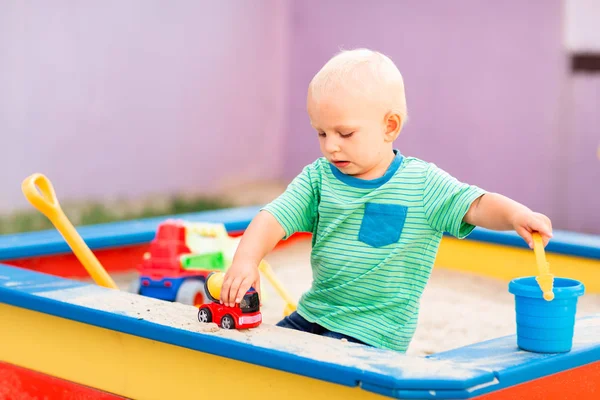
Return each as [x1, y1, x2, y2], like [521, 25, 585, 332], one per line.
[0, 195, 232, 235]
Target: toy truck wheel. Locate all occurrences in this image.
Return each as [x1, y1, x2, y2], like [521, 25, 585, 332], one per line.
[198, 308, 212, 323]
[221, 314, 235, 329]
[176, 279, 209, 306]
[127, 278, 141, 294]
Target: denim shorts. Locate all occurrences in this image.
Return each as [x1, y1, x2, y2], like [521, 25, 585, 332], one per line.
[276, 311, 370, 346]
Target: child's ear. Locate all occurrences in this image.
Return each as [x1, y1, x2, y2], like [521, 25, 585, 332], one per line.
[384, 112, 402, 142]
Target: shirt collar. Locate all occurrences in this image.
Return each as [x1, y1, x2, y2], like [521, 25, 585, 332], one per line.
[329, 149, 404, 189]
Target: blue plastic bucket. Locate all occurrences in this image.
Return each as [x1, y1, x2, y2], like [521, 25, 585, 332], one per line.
[508, 276, 585, 353]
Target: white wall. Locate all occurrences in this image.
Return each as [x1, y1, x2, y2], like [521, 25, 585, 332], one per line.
[565, 0, 600, 51]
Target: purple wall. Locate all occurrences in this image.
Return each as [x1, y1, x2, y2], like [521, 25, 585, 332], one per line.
[1, 1, 597, 233]
[561, 77, 600, 233]
[0, 1, 290, 211]
[285, 1, 596, 232]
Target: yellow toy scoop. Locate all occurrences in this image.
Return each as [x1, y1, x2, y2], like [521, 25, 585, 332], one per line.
[532, 232, 554, 301]
[22, 173, 118, 289]
[258, 260, 297, 317]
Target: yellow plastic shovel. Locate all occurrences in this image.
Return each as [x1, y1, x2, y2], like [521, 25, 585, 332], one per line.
[532, 232, 554, 301]
[258, 259, 297, 316]
[21, 173, 118, 289]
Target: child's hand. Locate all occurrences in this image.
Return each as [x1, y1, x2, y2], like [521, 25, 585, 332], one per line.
[511, 210, 553, 249]
[217, 210, 285, 307]
[220, 260, 261, 307]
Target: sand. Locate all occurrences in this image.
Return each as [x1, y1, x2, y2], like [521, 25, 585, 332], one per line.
[108, 238, 600, 357]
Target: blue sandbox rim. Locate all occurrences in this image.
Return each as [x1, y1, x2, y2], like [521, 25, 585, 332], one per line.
[1, 205, 600, 261]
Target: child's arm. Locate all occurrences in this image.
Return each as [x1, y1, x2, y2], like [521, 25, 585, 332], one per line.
[463, 193, 553, 248]
[220, 161, 320, 307]
[220, 211, 285, 307]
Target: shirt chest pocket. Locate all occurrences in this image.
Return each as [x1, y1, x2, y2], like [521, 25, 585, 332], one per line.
[358, 203, 408, 248]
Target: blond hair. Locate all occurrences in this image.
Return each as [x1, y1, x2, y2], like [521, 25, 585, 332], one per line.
[309, 48, 408, 125]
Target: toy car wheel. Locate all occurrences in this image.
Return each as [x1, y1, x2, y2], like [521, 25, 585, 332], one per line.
[176, 279, 209, 306]
[198, 308, 212, 323]
[127, 278, 141, 294]
[221, 314, 235, 329]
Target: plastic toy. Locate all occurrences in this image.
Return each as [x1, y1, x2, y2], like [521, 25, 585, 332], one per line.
[21, 173, 118, 289]
[130, 218, 299, 315]
[128, 219, 240, 306]
[19, 173, 295, 316]
[197, 271, 262, 329]
[532, 232, 555, 301]
[258, 260, 296, 316]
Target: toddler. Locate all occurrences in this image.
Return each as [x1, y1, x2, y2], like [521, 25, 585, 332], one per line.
[220, 48, 553, 352]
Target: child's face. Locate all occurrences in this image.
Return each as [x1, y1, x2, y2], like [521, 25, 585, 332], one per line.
[307, 89, 397, 180]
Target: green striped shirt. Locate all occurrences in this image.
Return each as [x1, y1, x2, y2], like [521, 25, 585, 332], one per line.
[263, 150, 485, 352]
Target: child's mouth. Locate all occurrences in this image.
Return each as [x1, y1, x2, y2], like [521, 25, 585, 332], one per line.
[333, 160, 350, 168]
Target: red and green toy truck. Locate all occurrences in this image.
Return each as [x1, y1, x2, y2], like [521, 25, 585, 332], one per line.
[128, 219, 240, 306]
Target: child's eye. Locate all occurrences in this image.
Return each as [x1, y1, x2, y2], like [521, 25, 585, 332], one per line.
[318, 132, 326, 137]
[340, 132, 354, 138]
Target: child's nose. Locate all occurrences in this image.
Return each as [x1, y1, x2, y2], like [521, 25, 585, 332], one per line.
[324, 137, 341, 153]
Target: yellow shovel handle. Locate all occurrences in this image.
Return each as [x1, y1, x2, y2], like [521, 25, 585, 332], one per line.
[22, 174, 118, 289]
[258, 260, 296, 315]
[532, 232, 554, 301]
[532, 232, 549, 275]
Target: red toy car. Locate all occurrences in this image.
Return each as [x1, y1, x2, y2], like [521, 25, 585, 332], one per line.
[197, 272, 262, 329]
